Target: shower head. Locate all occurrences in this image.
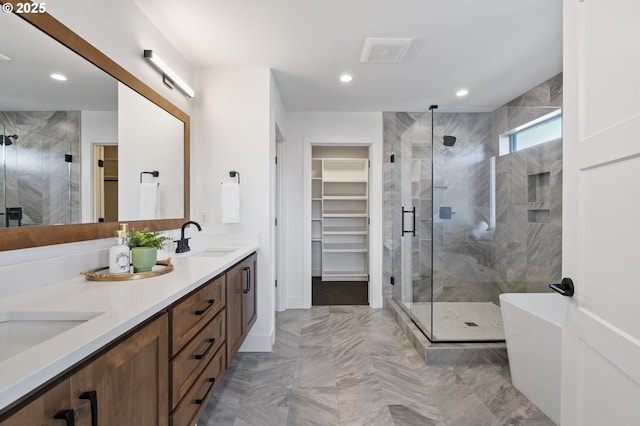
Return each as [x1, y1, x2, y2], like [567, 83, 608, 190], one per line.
[0, 134, 17, 146]
[443, 135, 456, 146]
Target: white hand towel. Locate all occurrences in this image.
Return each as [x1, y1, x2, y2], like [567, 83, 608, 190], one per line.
[138, 182, 159, 220]
[221, 182, 240, 223]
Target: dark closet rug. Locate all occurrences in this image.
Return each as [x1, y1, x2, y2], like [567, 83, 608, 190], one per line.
[312, 277, 368, 305]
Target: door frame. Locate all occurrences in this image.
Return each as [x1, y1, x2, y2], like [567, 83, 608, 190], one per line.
[275, 126, 286, 312]
[302, 138, 383, 309]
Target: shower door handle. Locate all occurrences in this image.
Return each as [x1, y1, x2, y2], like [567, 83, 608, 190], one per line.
[401, 206, 416, 236]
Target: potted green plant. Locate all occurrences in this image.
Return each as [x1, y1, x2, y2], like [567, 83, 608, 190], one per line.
[128, 227, 169, 272]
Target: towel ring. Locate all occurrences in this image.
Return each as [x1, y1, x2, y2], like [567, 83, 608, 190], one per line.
[140, 170, 159, 183]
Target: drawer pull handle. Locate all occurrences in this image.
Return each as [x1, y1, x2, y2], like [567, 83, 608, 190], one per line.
[195, 338, 216, 360]
[195, 378, 216, 404]
[195, 299, 215, 315]
[243, 267, 251, 294]
[79, 390, 98, 426]
[53, 409, 75, 426]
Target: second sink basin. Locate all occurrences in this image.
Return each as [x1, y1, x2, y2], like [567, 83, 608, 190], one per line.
[0, 311, 104, 363]
[192, 248, 238, 258]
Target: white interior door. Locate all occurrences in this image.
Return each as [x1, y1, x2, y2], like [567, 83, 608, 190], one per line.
[562, 0, 640, 424]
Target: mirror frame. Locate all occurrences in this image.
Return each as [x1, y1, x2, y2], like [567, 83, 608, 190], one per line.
[0, 2, 190, 252]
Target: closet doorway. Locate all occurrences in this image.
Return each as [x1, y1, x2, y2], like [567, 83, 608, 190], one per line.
[93, 145, 118, 222]
[311, 145, 369, 305]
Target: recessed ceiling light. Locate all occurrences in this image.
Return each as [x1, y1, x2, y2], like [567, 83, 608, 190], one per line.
[456, 89, 469, 97]
[50, 73, 68, 81]
[340, 74, 353, 83]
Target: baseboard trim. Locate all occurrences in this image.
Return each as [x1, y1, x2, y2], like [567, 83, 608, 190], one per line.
[239, 330, 274, 352]
[287, 296, 305, 309]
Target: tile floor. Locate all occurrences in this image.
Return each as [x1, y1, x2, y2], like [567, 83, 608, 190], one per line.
[198, 306, 553, 426]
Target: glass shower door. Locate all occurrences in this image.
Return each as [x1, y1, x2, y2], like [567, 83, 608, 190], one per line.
[391, 111, 433, 340]
[406, 113, 433, 340]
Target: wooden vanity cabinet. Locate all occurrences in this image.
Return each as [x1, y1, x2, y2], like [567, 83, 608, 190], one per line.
[0, 381, 70, 426]
[70, 313, 169, 426]
[0, 252, 257, 426]
[242, 253, 257, 333]
[169, 344, 226, 426]
[169, 275, 227, 425]
[226, 252, 257, 364]
[0, 313, 169, 426]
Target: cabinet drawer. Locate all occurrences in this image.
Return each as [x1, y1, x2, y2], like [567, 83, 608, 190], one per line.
[170, 344, 226, 426]
[170, 311, 225, 410]
[170, 275, 225, 356]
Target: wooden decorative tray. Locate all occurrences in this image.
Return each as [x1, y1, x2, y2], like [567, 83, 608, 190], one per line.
[83, 259, 174, 281]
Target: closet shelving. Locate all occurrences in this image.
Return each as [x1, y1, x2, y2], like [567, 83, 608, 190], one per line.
[312, 154, 369, 282]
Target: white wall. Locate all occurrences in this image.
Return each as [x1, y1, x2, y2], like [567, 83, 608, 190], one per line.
[283, 112, 384, 309]
[117, 84, 184, 221]
[192, 67, 284, 351]
[80, 111, 118, 223]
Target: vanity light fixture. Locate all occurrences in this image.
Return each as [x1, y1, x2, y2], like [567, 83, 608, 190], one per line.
[50, 73, 67, 81]
[143, 50, 195, 98]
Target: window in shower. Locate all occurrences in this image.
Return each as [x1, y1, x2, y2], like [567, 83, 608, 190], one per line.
[499, 110, 562, 155]
[510, 114, 562, 152]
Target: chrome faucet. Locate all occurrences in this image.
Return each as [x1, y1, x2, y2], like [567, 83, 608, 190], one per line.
[175, 221, 202, 253]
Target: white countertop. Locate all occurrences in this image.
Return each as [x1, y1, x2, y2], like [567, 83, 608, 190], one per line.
[0, 243, 258, 413]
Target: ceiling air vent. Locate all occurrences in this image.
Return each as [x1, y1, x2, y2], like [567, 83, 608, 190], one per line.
[360, 37, 413, 63]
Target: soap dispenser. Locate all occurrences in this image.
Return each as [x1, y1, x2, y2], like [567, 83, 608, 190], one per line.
[109, 230, 131, 274]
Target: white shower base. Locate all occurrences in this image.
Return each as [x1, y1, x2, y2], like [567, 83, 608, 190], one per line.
[409, 301, 505, 341]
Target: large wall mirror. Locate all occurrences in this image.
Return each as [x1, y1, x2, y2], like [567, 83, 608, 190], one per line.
[0, 3, 190, 251]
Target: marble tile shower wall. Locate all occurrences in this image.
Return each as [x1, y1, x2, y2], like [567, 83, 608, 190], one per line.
[0, 111, 80, 227]
[491, 74, 563, 296]
[432, 111, 494, 303]
[383, 73, 563, 307]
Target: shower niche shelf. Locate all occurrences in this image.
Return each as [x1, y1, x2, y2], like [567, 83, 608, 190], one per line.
[311, 147, 369, 282]
[527, 171, 550, 203]
[527, 171, 551, 223]
[528, 210, 550, 223]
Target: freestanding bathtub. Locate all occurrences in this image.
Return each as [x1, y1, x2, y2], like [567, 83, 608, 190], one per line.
[499, 292, 566, 425]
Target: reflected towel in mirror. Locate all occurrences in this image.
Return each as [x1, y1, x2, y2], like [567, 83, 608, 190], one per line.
[138, 182, 160, 219]
[221, 182, 240, 223]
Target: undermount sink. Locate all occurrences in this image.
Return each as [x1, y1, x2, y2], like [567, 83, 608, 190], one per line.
[0, 311, 104, 363]
[192, 248, 239, 258]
